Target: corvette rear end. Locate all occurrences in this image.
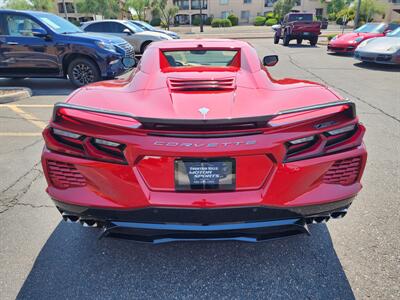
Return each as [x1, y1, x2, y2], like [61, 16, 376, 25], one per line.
[41, 40, 367, 243]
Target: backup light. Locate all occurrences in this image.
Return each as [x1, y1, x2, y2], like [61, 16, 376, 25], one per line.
[53, 128, 82, 139]
[327, 125, 355, 136]
[94, 138, 121, 147]
[289, 136, 315, 145]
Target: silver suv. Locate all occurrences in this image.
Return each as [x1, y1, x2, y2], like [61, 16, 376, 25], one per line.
[81, 20, 172, 54]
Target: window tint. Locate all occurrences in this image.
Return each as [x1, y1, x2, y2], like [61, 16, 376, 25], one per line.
[288, 14, 313, 22]
[85, 22, 104, 32]
[98, 22, 127, 33]
[5, 14, 43, 37]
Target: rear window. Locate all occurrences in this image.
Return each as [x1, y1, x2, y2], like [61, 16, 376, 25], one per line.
[288, 14, 313, 22]
[162, 50, 239, 67]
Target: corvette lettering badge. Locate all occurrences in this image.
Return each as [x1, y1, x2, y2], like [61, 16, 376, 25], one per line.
[153, 141, 257, 147]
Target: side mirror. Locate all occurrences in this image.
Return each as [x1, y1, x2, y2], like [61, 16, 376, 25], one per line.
[123, 28, 132, 35]
[263, 55, 278, 67]
[384, 29, 392, 35]
[122, 57, 137, 68]
[32, 28, 48, 38]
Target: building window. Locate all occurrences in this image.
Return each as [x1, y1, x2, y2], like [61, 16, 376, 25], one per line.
[315, 8, 323, 19]
[173, 0, 189, 10]
[221, 11, 229, 18]
[191, 0, 207, 9]
[241, 10, 250, 20]
[243, 0, 252, 3]
[220, 0, 229, 4]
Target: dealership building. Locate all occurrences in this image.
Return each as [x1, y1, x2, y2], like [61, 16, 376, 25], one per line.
[170, 0, 399, 25]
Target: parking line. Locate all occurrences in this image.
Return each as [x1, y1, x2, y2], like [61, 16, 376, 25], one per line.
[0, 132, 42, 136]
[0, 104, 53, 108]
[7, 106, 47, 129]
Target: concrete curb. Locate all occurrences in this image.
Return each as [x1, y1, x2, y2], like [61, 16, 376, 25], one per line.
[0, 87, 32, 104]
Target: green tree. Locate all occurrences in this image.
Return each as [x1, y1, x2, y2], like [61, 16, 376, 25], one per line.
[5, 0, 54, 11]
[125, 0, 151, 21]
[359, 0, 385, 22]
[151, 0, 178, 30]
[5, 0, 32, 10]
[273, 0, 296, 20]
[336, 0, 386, 24]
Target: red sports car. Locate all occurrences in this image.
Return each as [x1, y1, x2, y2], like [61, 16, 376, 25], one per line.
[41, 39, 367, 243]
[328, 23, 392, 53]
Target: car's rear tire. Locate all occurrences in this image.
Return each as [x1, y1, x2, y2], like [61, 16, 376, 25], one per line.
[141, 41, 152, 53]
[297, 39, 302, 45]
[283, 34, 291, 46]
[67, 58, 100, 87]
[274, 34, 280, 44]
[310, 37, 318, 46]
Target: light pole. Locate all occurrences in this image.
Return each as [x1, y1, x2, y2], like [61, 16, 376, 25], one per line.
[200, 0, 204, 33]
[354, 0, 361, 29]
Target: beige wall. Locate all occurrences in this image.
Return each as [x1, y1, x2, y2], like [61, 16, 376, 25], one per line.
[293, 0, 327, 18]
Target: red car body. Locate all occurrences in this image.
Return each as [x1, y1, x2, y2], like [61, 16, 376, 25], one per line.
[41, 39, 367, 243]
[328, 23, 395, 53]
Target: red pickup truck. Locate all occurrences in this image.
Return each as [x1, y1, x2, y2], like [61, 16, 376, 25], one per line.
[274, 13, 321, 46]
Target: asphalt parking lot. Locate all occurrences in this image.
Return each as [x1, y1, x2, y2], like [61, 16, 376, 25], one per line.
[1, 41, 399, 300]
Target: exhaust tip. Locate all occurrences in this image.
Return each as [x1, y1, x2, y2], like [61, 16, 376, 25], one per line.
[313, 216, 330, 223]
[81, 220, 97, 227]
[331, 209, 348, 219]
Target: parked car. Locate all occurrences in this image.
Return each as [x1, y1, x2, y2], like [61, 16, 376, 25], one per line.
[274, 13, 321, 46]
[0, 10, 136, 87]
[327, 23, 399, 54]
[354, 27, 400, 65]
[81, 20, 172, 54]
[41, 39, 367, 243]
[130, 20, 179, 39]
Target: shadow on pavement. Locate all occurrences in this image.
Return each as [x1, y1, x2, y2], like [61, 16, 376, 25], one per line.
[0, 78, 75, 96]
[286, 44, 319, 48]
[16, 222, 354, 299]
[353, 62, 400, 72]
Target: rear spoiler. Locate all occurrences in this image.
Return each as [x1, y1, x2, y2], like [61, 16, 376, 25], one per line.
[52, 100, 355, 128]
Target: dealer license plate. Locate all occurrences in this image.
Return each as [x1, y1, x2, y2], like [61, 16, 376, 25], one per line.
[174, 158, 236, 191]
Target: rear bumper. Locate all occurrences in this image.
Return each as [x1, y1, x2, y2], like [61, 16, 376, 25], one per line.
[54, 197, 352, 243]
[327, 44, 356, 53]
[291, 32, 319, 39]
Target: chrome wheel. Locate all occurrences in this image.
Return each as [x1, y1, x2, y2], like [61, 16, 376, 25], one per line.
[72, 63, 95, 85]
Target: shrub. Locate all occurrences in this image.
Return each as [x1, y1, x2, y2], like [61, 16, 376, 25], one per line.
[265, 12, 275, 20]
[205, 16, 214, 25]
[327, 34, 337, 41]
[227, 14, 239, 26]
[192, 16, 201, 26]
[150, 18, 161, 26]
[211, 18, 232, 27]
[265, 18, 278, 26]
[254, 16, 266, 26]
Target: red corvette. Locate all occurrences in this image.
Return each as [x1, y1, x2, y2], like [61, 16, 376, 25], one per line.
[328, 23, 392, 53]
[41, 39, 367, 243]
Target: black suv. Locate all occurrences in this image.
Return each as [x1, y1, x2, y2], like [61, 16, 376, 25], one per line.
[0, 10, 136, 86]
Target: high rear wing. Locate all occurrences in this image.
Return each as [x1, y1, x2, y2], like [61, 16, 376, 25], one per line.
[52, 100, 356, 129]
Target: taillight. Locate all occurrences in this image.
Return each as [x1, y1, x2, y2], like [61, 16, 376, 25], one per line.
[43, 127, 127, 164]
[285, 123, 364, 162]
